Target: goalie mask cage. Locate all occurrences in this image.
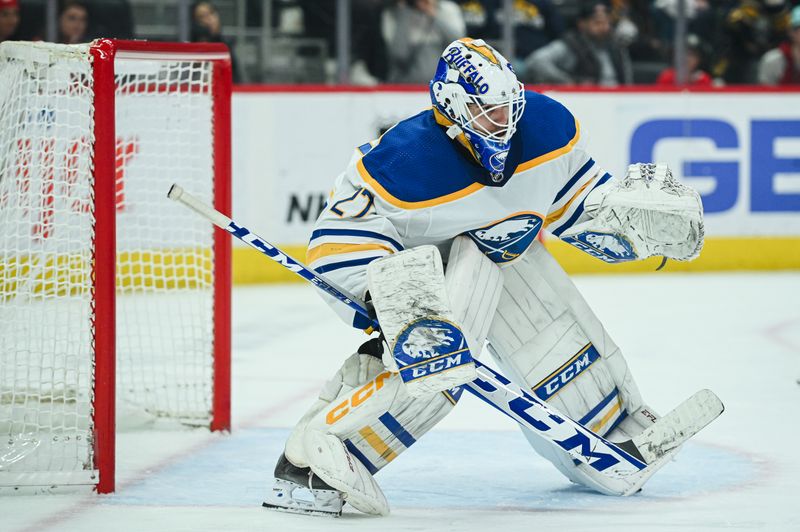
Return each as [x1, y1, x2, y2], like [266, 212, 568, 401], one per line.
[0, 39, 232, 494]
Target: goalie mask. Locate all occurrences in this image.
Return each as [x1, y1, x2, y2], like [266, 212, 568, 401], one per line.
[430, 38, 525, 180]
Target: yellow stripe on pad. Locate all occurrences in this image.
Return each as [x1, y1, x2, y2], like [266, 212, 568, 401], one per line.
[359, 426, 397, 462]
[590, 399, 622, 434]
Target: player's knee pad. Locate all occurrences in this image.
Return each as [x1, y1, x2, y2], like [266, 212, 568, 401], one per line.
[487, 241, 658, 495]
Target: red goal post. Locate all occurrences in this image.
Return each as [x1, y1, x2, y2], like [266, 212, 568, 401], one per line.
[0, 39, 232, 494]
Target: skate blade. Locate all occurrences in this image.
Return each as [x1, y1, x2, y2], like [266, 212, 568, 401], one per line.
[262, 501, 342, 518]
[263, 478, 343, 517]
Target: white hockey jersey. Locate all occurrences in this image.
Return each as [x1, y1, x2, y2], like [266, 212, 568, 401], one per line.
[308, 90, 612, 328]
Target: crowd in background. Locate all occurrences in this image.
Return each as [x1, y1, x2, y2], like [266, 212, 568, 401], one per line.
[1, 0, 799, 86]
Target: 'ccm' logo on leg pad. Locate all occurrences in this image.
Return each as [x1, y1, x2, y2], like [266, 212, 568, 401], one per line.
[326, 372, 392, 425]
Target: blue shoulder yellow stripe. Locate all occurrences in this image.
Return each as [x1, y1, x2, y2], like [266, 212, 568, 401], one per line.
[357, 91, 580, 209]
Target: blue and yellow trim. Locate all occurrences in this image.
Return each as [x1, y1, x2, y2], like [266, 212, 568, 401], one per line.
[590, 399, 623, 434]
[554, 158, 595, 204]
[359, 114, 582, 211]
[344, 438, 378, 474]
[358, 426, 398, 462]
[545, 172, 600, 227]
[357, 156, 484, 210]
[378, 412, 417, 449]
[577, 389, 625, 435]
[550, 173, 613, 235]
[306, 242, 394, 264]
[314, 256, 379, 274]
[532, 343, 597, 401]
[514, 118, 581, 175]
[309, 228, 404, 252]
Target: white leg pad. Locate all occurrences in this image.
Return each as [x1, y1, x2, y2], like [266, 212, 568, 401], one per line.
[487, 241, 659, 495]
[303, 430, 389, 516]
[445, 235, 504, 359]
[286, 348, 457, 514]
[285, 352, 385, 468]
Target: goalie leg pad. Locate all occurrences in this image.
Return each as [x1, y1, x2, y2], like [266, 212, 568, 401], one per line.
[283, 343, 459, 515]
[444, 235, 505, 360]
[285, 343, 387, 468]
[303, 430, 389, 516]
[487, 241, 659, 495]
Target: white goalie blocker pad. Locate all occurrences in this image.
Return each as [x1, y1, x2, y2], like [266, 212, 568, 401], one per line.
[487, 241, 663, 496]
[367, 238, 503, 397]
[560, 163, 704, 264]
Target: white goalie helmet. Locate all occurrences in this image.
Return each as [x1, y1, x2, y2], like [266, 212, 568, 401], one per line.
[430, 38, 526, 179]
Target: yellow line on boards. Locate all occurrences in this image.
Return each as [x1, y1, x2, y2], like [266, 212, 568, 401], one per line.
[231, 237, 800, 284]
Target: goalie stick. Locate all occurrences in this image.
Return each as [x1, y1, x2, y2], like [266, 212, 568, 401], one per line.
[168, 184, 724, 490]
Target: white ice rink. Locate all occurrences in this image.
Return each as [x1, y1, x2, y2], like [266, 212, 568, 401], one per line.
[4, 273, 800, 532]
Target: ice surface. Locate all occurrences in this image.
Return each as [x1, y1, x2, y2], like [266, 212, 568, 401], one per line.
[3, 273, 799, 531]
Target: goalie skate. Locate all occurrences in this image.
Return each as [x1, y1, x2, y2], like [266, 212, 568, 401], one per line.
[262, 454, 344, 517]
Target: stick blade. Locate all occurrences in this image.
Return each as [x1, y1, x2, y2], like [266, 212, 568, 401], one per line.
[632, 389, 724, 464]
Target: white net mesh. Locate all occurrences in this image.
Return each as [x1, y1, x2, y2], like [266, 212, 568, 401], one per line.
[114, 57, 215, 425]
[0, 41, 219, 487]
[0, 43, 97, 485]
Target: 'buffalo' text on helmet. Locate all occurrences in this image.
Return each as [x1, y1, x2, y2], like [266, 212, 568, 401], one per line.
[429, 38, 525, 180]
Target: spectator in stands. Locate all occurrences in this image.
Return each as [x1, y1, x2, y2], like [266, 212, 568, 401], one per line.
[454, 0, 565, 62]
[92, 0, 135, 40]
[191, 1, 241, 83]
[713, 0, 792, 84]
[758, 4, 800, 84]
[351, 0, 390, 84]
[651, 0, 716, 47]
[656, 33, 713, 86]
[297, 0, 389, 84]
[612, 0, 668, 62]
[523, 1, 632, 85]
[381, 0, 466, 83]
[0, 0, 20, 44]
[58, 1, 89, 44]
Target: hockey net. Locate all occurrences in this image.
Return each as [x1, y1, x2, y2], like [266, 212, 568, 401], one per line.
[0, 40, 231, 492]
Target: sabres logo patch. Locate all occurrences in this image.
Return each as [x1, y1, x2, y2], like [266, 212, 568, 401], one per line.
[466, 213, 544, 264]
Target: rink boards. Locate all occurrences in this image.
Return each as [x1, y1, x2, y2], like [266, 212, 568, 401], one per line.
[228, 88, 800, 282]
